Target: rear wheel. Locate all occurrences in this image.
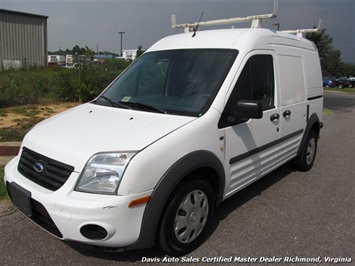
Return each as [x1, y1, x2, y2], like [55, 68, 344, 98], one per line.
[158, 177, 214, 256]
[295, 131, 318, 171]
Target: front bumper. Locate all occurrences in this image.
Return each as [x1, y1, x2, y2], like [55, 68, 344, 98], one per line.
[4, 156, 152, 248]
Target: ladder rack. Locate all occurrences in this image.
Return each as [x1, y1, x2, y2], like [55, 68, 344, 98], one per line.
[282, 19, 322, 37]
[171, 0, 279, 33]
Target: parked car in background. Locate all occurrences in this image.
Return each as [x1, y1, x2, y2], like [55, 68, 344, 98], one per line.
[333, 77, 355, 88]
[346, 77, 355, 88]
[323, 77, 334, 87]
[334, 77, 351, 88]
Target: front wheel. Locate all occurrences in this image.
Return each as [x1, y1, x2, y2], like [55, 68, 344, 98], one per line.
[158, 177, 215, 256]
[295, 131, 318, 171]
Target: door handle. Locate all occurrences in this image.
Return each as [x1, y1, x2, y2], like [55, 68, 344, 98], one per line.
[283, 110, 291, 117]
[270, 113, 280, 121]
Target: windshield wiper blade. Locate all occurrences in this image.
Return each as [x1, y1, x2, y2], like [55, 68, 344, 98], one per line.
[118, 101, 166, 114]
[97, 96, 129, 109]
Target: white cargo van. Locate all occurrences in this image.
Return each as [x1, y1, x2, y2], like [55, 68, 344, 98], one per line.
[4, 2, 323, 256]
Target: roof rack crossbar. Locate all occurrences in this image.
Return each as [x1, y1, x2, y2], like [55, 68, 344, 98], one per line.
[171, 0, 279, 33]
[282, 18, 322, 37]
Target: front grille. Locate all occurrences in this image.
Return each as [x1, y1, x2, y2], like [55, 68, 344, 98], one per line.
[18, 147, 74, 191]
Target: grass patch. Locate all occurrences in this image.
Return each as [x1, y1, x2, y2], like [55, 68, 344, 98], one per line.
[0, 102, 77, 142]
[324, 87, 355, 94]
[40, 107, 55, 117]
[0, 165, 8, 201]
[11, 106, 40, 117]
[323, 108, 333, 115]
[0, 109, 7, 117]
[0, 116, 44, 141]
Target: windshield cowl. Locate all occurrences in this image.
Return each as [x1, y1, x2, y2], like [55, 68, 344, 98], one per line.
[95, 96, 167, 114]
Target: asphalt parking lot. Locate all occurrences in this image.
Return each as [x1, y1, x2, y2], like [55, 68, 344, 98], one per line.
[0, 91, 354, 265]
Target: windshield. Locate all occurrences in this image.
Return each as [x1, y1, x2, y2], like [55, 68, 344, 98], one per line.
[96, 49, 238, 116]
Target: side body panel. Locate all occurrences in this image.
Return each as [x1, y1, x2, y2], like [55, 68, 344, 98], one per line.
[275, 40, 307, 165]
[222, 50, 281, 198]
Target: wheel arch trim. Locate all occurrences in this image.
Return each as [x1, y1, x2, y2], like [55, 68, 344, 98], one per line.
[297, 113, 321, 157]
[126, 150, 225, 250]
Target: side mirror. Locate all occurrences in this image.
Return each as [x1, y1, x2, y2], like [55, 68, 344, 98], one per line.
[232, 99, 263, 119]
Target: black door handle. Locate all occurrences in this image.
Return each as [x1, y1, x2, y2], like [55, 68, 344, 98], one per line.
[270, 113, 280, 121]
[283, 110, 291, 117]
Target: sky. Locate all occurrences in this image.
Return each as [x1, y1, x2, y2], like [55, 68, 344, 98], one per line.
[1, 0, 354, 64]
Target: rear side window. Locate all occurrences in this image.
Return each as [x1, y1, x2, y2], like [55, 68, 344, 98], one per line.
[219, 54, 275, 128]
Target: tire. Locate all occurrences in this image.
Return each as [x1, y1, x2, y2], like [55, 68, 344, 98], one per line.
[158, 177, 215, 256]
[295, 131, 318, 171]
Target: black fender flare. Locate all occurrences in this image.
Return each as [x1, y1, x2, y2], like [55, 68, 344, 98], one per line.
[297, 113, 321, 157]
[126, 150, 225, 250]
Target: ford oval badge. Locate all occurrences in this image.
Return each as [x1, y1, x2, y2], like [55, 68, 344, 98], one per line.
[33, 162, 44, 173]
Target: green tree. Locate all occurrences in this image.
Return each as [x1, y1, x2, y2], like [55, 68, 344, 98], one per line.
[72, 45, 81, 55]
[136, 45, 144, 59]
[342, 63, 355, 77]
[306, 29, 343, 77]
[84, 46, 95, 62]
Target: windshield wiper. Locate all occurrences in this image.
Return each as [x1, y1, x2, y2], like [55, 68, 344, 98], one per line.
[118, 101, 166, 114]
[97, 96, 166, 114]
[97, 96, 129, 109]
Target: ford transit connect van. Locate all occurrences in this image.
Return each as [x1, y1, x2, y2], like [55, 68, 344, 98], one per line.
[4, 5, 323, 256]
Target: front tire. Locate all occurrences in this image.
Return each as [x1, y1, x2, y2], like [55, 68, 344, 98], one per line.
[158, 177, 215, 256]
[295, 131, 318, 171]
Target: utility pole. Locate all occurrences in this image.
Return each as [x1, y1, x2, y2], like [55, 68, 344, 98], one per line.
[118, 31, 125, 57]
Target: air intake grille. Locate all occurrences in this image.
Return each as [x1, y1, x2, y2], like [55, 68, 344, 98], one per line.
[18, 147, 74, 191]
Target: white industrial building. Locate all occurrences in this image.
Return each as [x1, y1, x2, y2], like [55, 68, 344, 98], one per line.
[122, 49, 137, 61]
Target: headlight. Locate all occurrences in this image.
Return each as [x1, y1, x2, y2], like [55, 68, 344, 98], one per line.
[75, 152, 135, 195]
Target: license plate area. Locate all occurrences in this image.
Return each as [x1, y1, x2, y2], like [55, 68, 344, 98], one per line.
[7, 182, 32, 217]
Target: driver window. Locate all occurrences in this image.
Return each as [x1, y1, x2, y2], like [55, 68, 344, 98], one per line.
[236, 55, 275, 109]
[219, 54, 275, 128]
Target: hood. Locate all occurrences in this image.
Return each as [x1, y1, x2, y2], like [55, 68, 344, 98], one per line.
[22, 103, 195, 171]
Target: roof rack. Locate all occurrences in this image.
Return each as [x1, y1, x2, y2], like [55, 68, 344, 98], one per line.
[282, 19, 322, 37]
[171, 0, 279, 33]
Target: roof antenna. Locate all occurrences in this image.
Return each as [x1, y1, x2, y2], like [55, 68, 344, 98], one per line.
[192, 11, 204, 37]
